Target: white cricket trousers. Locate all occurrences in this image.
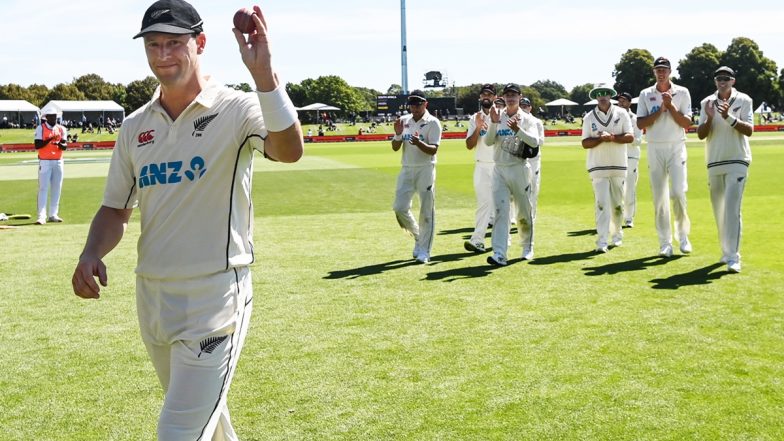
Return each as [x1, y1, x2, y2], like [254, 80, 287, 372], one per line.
[38, 159, 64, 219]
[624, 150, 640, 223]
[709, 171, 747, 262]
[592, 176, 625, 247]
[529, 155, 542, 220]
[137, 267, 253, 441]
[469, 161, 494, 245]
[491, 162, 533, 259]
[393, 164, 436, 256]
[647, 141, 691, 247]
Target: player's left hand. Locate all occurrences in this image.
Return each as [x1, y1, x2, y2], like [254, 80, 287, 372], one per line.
[233, 6, 275, 90]
[661, 91, 673, 109]
[506, 115, 520, 133]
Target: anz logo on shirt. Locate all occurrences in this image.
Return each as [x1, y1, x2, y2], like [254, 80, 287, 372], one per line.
[497, 128, 515, 137]
[138, 156, 207, 189]
[402, 133, 424, 142]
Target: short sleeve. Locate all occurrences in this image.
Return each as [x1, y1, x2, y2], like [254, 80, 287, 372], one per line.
[466, 114, 477, 139]
[102, 126, 138, 209]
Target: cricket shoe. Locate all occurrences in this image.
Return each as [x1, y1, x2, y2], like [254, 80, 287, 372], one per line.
[47, 215, 63, 223]
[679, 237, 692, 254]
[659, 244, 673, 258]
[486, 253, 507, 267]
[595, 245, 609, 254]
[415, 253, 430, 264]
[612, 235, 623, 247]
[521, 247, 534, 261]
[720, 255, 729, 264]
[624, 219, 634, 228]
[35, 217, 46, 225]
[727, 260, 741, 273]
[464, 241, 486, 253]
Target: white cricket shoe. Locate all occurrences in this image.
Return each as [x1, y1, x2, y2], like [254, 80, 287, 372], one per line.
[35, 217, 46, 225]
[720, 255, 729, 264]
[659, 244, 673, 258]
[47, 215, 63, 223]
[415, 252, 430, 264]
[487, 253, 507, 267]
[679, 237, 692, 254]
[612, 235, 623, 247]
[464, 241, 486, 253]
[521, 247, 534, 261]
[727, 260, 741, 273]
[596, 245, 609, 254]
[624, 219, 634, 228]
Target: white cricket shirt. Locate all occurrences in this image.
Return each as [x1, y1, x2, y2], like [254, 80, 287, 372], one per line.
[399, 110, 442, 166]
[466, 110, 494, 162]
[486, 109, 542, 166]
[637, 82, 692, 143]
[103, 78, 269, 279]
[698, 88, 753, 177]
[581, 104, 631, 178]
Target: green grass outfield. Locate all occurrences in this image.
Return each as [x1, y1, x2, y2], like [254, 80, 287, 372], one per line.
[1, 134, 783, 440]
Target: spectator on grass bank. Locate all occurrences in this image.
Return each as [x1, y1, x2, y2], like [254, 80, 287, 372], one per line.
[34, 108, 68, 225]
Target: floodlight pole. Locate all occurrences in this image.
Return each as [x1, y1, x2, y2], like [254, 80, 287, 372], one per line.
[400, 0, 408, 95]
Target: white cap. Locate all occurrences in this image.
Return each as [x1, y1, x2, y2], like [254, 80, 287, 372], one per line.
[40, 103, 62, 116]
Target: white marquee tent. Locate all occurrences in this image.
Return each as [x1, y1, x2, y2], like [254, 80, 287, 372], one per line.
[39, 100, 125, 126]
[0, 100, 40, 128]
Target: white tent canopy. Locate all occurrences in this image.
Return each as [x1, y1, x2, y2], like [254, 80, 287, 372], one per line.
[39, 100, 125, 125]
[0, 100, 39, 112]
[545, 98, 579, 106]
[296, 102, 341, 111]
[0, 100, 40, 128]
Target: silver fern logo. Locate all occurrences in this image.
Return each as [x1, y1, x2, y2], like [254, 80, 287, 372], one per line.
[198, 336, 228, 358]
[192, 113, 219, 137]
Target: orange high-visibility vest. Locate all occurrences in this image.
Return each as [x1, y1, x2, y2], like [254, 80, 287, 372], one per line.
[38, 124, 65, 160]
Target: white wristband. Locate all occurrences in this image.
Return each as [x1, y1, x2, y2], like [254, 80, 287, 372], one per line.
[393, 134, 402, 141]
[257, 85, 298, 132]
[724, 114, 738, 126]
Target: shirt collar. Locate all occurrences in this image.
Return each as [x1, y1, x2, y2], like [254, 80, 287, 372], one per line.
[150, 76, 221, 115]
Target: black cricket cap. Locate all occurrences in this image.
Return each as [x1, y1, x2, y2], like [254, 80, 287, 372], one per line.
[407, 89, 427, 104]
[134, 0, 204, 39]
[714, 66, 736, 77]
[502, 83, 521, 94]
[614, 92, 633, 101]
[480, 83, 496, 94]
[653, 57, 671, 69]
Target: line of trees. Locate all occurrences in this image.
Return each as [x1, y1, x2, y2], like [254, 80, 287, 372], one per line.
[2, 36, 781, 117]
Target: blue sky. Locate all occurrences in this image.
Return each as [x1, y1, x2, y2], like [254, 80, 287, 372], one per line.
[3, 0, 783, 94]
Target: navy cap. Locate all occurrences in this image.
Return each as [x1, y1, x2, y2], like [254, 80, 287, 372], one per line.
[407, 89, 427, 104]
[653, 57, 671, 69]
[714, 66, 735, 77]
[502, 83, 521, 94]
[134, 0, 204, 39]
[480, 83, 496, 94]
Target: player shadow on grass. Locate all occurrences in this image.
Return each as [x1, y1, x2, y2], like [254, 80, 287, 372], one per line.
[582, 255, 684, 276]
[438, 227, 516, 241]
[423, 255, 523, 282]
[324, 252, 473, 280]
[649, 262, 729, 290]
[527, 250, 598, 265]
[567, 228, 597, 237]
[324, 259, 421, 279]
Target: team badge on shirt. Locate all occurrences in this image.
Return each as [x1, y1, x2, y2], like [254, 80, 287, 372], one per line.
[192, 113, 219, 138]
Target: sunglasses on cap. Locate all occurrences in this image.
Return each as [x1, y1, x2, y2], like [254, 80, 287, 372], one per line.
[714, 75, 733, 82]
[594, 90, 613, 97]
[407, 101, 425, 107]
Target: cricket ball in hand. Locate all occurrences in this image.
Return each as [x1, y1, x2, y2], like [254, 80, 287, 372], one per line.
[233, 8, 256, 34]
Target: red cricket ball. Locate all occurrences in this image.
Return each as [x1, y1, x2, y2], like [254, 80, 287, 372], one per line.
[233, 8, 256, 34]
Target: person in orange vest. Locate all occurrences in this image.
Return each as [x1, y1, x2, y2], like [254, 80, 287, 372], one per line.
[34, 109, 68, 224]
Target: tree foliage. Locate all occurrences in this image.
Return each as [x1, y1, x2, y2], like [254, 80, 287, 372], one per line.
[720, 37, 779, 106]
[72, 74, 117, 100]
[676, 43, 722, 106]
[569, 83, 594, 107]
[530, 79, 567, 102]
[0, 83, 31, 101]
[613, 49, 654, 97]
[286, 75, 367, 113]
[124, 76, 159, 114]
[45, 83, 85, 102]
